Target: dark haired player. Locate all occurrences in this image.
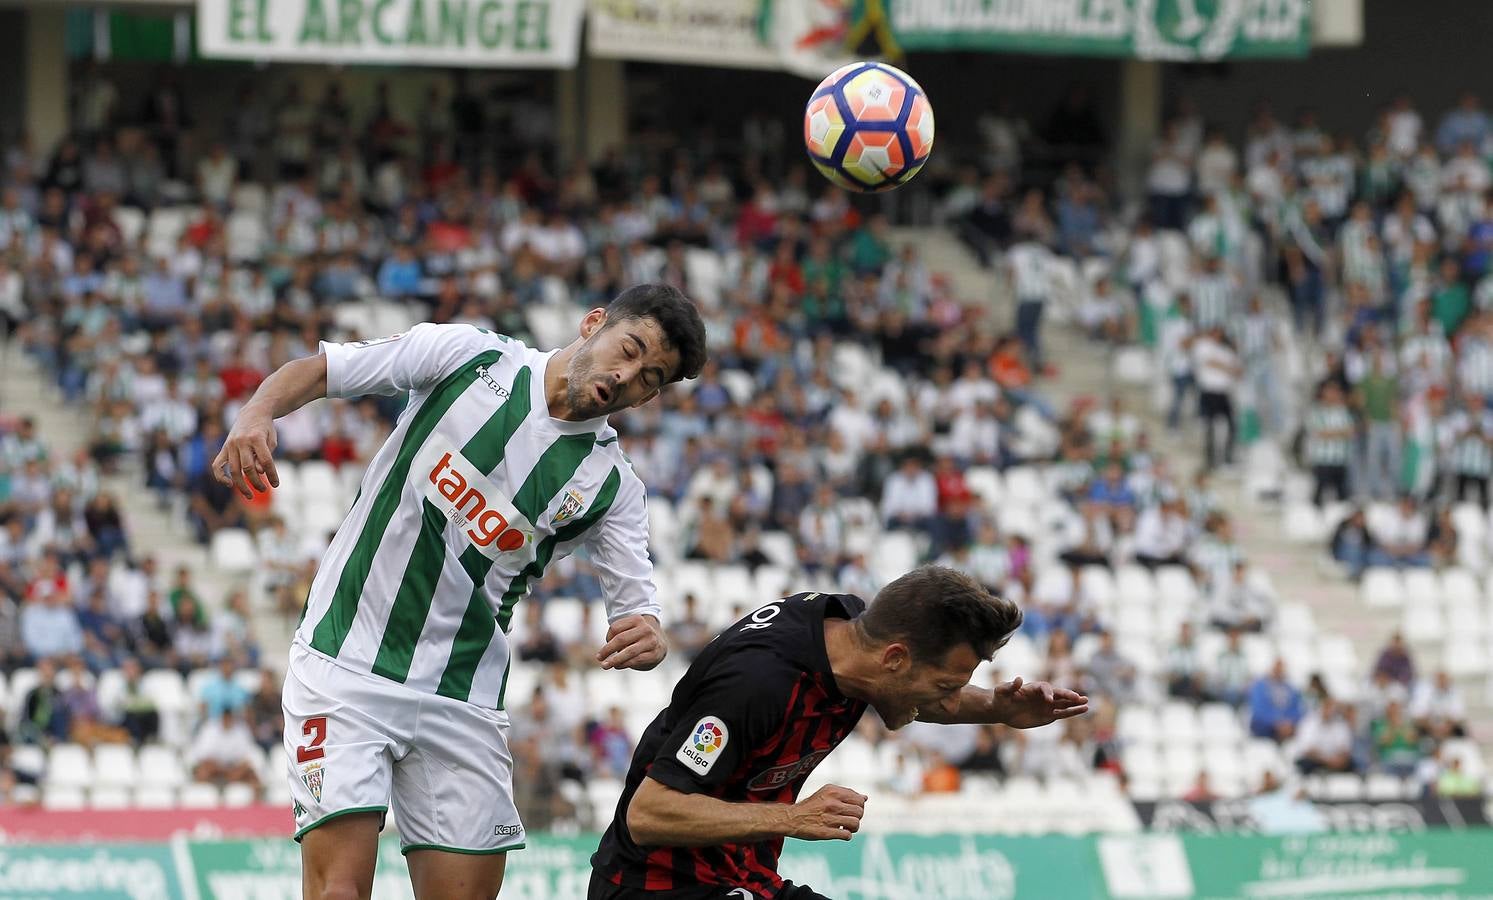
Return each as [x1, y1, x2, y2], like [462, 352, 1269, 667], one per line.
[590, 566, 1088, 899]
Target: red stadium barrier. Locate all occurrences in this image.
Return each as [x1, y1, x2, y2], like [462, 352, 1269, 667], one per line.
[0, 805, 288, 842]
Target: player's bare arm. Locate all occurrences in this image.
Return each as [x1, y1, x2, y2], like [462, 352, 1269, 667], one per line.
[212, 353, 328, 499]
[915, 676, 1089, 728]
[627, 777, 866, 847]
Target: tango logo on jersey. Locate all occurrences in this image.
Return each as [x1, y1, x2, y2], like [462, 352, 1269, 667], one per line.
[552, 489, 585, 524]
[746, 748, 833, 792]
[415, 440, 535, 560]
[676, 715, 729, 775]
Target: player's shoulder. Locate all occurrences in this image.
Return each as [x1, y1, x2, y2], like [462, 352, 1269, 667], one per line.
[408, 321, 530, 354]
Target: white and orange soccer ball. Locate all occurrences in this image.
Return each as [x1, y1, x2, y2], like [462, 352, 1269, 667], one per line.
[803, 61, 934, 193]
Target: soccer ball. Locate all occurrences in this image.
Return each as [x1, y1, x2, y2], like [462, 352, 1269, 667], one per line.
[803, 61, 935, 193]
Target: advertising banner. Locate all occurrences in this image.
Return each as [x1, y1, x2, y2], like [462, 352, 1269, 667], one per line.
[0, 843, 183, 900]
[588, 0, 779, 69]
[1134, 796, 1492, 833]
[0, 829, 1489, 898]
[197, 0, 585, 67]
[882, 0, 1312, 61]
[587, 0, 855, 78]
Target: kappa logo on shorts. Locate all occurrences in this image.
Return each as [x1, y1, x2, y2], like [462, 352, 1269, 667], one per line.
[301, 762, 324, 803]
[494, 824, 522, 836]
[727, 890, 753, 899]
[676, 716, 729, 775]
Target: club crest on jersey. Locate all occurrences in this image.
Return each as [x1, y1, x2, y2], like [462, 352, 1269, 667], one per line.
[552, 489, 585, 524]
[677, 716, 728, 775]
[414, 439, 535, 560]
[301, 762, 324, 802]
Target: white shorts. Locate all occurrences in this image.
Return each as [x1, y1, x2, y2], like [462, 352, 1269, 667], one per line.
[282, 641, 526, 854]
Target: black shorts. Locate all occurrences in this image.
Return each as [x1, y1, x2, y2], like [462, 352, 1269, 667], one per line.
[587, 871, 832, 900]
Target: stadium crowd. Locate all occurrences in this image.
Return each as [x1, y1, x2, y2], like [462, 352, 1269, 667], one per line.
[0, 73, 1486, 817]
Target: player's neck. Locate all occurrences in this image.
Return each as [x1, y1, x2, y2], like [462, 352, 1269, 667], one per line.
[822, 618, 874, 701]
[544, 342, 580, 420]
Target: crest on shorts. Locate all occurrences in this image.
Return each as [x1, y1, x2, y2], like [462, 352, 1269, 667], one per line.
[552, 489, 585, 524]
[301, 762, 324, 803]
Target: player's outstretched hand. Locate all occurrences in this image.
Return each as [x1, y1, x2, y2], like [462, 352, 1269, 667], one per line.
[212, 409, 280, 500]
[597, 614, 668, 671]
[788, 785, 866, 841]
[993, 676, 1089, 729]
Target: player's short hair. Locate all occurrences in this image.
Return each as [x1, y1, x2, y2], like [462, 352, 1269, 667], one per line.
[858, 565, 1022, 663]
[604, 283, 707, 384]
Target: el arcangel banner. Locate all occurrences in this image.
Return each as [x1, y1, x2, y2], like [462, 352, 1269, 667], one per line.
[197, 0, 584, 67]
[881, 0, 1311, 60]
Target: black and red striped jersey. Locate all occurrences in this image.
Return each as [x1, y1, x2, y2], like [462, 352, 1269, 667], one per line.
[591, 591, 869, 898]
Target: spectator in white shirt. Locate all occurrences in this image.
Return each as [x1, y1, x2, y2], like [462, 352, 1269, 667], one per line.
[1132, 498, 1191, 569]
[880, 456, 938, 532]
[1191, 327, 1241, 470]
[949, 400, 1001, 466]
[1292, 698, 1357, 775]
[1166, 622, 1206, 702]
[1409, 670, 1467, 739]
[1208, 560, 1274, 633]
[1367, 495, 1431, 569]
[196, 143, 238, 208]
[1161, 295, 1196, 430]
[189, 709, 262, 788]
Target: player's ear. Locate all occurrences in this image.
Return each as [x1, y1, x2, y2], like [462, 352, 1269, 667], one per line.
[882, 642, 911, 673]
[580, 308, 608, 339]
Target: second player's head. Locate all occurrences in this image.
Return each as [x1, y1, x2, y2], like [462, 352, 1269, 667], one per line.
[852, 565, 1022, 730]
[566, 283, 707, 420]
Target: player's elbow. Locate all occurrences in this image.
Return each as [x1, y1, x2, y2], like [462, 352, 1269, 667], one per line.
[626, 778, 675, 845]
[625, 794, 664, 845]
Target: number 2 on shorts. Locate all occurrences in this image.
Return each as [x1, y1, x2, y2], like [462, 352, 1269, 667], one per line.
[297, 716, 328, 763]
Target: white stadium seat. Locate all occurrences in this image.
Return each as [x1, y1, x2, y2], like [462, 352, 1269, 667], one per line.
[138, 744, 188, 789]
[211, 527, 259, 574]
[45, 744, 93, 790]
[89, 786, 132, 810]
[179, 783, 222, 808]
[42, 786, 87, 810]
[92, 744, 139, 789]
[1360, 568, 1404, 608]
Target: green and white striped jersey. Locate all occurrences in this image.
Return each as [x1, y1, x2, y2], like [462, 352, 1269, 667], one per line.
[294, 324, 657, 709]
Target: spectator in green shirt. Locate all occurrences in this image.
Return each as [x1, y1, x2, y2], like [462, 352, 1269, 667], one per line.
[1432, 255, 1471, 336]
[849, 213, 892, 275]
[1355, 349, 1401, 499]
[1371, 700, 1421, 777]
[1434, 754, 1482, 797]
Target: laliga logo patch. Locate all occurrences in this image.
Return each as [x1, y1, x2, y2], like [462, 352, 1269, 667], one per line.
[301, 761, 324, 803]
[676, 716, 729, 775]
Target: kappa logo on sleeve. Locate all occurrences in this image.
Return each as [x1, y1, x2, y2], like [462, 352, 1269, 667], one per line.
[676, 716, 729, 775]
[350, 332, 404, 348]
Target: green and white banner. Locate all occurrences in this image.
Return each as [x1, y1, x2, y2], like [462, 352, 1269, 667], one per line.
[2, 830, 1491, 898]
[883, 0, 1311, 60]
[587, 0, 855, 77]
[197, 0, 584, 67]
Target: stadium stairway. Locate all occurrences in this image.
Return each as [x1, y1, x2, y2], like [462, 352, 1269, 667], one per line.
[0, 346, 282, 671]
[892, 227, 1493, 766]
